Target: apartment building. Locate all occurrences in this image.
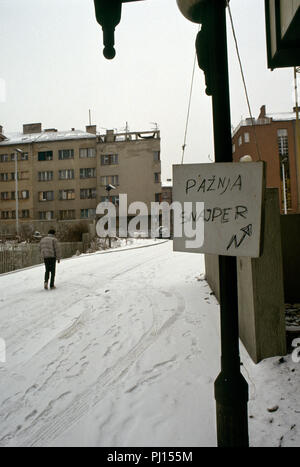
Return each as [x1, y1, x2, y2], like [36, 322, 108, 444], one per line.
[0, 123, 161, 234]
[161, 179, 173, 205]
[232, 105, 300, 214]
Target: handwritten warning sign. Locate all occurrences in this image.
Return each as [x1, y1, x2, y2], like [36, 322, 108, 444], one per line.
[173, 162, 265, 258]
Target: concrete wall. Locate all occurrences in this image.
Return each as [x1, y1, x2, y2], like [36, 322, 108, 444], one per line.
[237, 189, 286, 363]
[204, 254, 220, 302]
[280, 213, 300, 303]
[205, 212, 300, 306]
[205, 188, 287, 363]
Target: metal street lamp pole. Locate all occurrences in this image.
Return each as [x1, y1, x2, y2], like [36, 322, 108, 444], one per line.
[207, 1, 249, 447]
[15, 152, 19, 237]
[105, 184, 116, 247]
[177, 0, 249, 447]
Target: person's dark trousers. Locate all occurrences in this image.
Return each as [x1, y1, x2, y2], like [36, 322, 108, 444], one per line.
[44, 257, 56, 288]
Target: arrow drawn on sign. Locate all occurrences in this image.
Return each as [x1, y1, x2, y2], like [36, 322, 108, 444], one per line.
[226, 224, 253, 251]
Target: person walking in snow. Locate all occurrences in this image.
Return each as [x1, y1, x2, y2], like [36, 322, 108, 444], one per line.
[39, 229, 61, 290]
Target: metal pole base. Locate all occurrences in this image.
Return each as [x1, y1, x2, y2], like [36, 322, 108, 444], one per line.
[215, 371, 249, 447]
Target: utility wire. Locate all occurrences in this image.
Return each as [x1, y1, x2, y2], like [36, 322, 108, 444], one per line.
[181, 7, 262, 164]
[226, 1, 262, 161]
[181, 27, 200, 164]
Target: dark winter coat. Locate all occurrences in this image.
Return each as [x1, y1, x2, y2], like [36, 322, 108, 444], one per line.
[39, 234, 61, 260]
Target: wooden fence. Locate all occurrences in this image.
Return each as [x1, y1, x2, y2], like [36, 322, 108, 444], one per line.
[0, 242, 84, 275]
[0, 244, 32, 274]
[0, 245, 16, 274]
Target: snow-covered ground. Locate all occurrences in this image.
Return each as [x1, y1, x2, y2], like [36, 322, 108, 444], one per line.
[0, 241, 299, 447]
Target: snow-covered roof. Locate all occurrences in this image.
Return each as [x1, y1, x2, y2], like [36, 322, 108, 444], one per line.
[0, 130, 96, 146]
[266, 111, 297, 121]
[233, 110, 297, 136]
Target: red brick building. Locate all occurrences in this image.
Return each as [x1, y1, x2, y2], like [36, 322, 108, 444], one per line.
[232, 105, 300, 214]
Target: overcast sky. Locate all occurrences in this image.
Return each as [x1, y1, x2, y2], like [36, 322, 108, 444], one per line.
[0, 0, 298, 179]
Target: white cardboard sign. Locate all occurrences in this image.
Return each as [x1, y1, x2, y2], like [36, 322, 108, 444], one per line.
[172, 162, 265, 258]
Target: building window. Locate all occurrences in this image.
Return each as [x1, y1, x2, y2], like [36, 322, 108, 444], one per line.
[155, 193, 161, 202]
[10, 172, 19, 181]
[38, 171, 53, 181]
[80, 208, 96, 219]
[59, 189, 75, 200]
[0, 154, 9, 162]
[153, 151, 160, 161]
[100, 175, 119, 186]
[80, 168, 96, 179]
[244, 132, 250, 143]
[39, 191, 54, 202]
[10, 152, 28, 161]
[277, 129, 289, 156]
[38, 151, 53, 161]
[232, 144, 236, 153]
[11, 191, 29, 200]
[101, 154, 118, 165]
[20, 210, 30, 219]
[39, 211, 54, 220]
[21, 152, 29, 161]
[1, 192, 9, 201]
[101, 176, 108, 186]
[59, 169, 74, 180]
[58, 149, 74, 160]
[80, 188, 96, 199]
[80, 148, 96, 158]
[59, 210, 76, 220]
[238, 135, 242, 146]
[0, 173, 9, 181]
[154, 172, 161, 183]
[111, 175, 119, 186]
[1, 211, 10, 219]
[100, 195, 119, 205]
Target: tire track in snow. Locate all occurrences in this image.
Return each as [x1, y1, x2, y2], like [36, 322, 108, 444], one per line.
[9, 290, 185, 447]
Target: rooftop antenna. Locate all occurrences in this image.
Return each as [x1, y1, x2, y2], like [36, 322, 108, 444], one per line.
[150, 122, 159, 131]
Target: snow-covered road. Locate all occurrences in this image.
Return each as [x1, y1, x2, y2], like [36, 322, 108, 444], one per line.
[0, 241, 220, 447]
[0, 241, 299, 447]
